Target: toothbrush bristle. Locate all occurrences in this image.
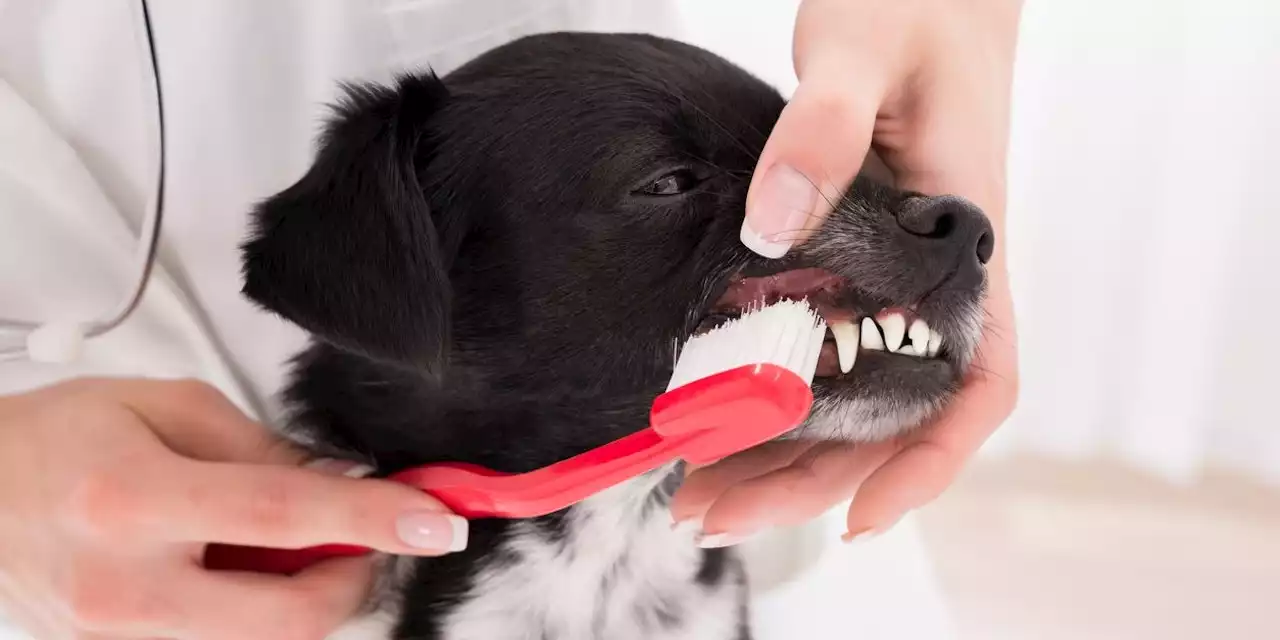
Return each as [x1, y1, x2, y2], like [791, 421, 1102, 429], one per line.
[667, 299, 828, 391]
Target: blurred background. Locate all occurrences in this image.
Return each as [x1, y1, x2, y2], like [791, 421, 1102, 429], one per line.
[676, 1, 1280, 639]
[2, 1, 1276, 638]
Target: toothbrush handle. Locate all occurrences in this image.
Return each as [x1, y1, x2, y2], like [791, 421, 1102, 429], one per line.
[204, 365, 813, 575]
[202, 430, 682, 575]
[201, 465, 505, 575]
[203, 541, 369, 576]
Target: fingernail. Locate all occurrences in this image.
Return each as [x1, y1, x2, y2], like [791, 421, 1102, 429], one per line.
[742, 164, 818, 258]
[697, 531, 750, 549]
[305, 457, 375, 478]
[841, 526, 879, 544]
[396, 511, 469, 552]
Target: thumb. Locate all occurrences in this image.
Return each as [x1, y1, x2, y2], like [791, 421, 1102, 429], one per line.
[742, 78, 879, 258]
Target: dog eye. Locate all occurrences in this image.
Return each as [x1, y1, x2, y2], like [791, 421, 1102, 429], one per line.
[639, 170, 700, 196]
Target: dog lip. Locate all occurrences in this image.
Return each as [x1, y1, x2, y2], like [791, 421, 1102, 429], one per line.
[734, 254, 812, 279]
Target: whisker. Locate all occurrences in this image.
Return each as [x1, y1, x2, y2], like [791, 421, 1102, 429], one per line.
[677, 82, 771, 148]
[675, 149, 725, 171]
[644, 81, 763, 164]
[686, 102, 762, 163]
[771, 166, 846, 219]
[649, 80, 857, 228]
[982, 324, 1008, 343]
[968, 361, 1007, 383]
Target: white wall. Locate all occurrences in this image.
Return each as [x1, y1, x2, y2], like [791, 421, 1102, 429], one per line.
[994, 0, 1280, 485]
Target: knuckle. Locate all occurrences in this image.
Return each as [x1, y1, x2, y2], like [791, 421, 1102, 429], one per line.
[798, 87, 867, 132]
[58, 376, 113, 396]
[66, 586, 118, 630]
[167, 377, 223, 407]
[55, 377, 99, 397]
[64, 567, 152, 630]
[239, 481, 302, 540]
[64, 470, 140, 538]
[44, 380, 109, 418]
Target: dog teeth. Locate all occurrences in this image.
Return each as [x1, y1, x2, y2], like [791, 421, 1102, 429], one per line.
[841, 314, 942, 361]
[860, 317, 885, 351]
[907, 319, 930, 358]
[830, 320, 859, 373]
[927, 329, 943, 357]
[880, 313, 906, 352]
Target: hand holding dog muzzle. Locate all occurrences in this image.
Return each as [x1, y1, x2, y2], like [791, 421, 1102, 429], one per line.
[680, 0, 1024, 545]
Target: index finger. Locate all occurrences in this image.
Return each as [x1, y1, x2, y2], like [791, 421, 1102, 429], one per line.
[113, 458, 462, 555]
[696, 440, 897, 537]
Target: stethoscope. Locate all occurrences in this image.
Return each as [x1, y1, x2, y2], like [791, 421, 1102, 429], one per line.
[0, 0, 165, 364]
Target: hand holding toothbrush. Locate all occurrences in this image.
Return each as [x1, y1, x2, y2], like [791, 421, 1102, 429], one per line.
[0, 378, 464, 640]
[675, 0, 1024, 544]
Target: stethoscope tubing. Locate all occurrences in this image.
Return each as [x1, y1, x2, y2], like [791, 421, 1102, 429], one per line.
[0, 0, 165, 363]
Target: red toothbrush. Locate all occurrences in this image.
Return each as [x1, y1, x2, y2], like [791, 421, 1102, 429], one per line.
[204, 300, 827, 575]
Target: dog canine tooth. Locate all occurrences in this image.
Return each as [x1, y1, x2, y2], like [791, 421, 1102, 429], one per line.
[860, 317, 885, 351]
[880, 313, 906, 352]
[908, 319, 930, 357]
[927, 329, 943, 357]
[831, 320, 859, 373]
[900, 341, 926, 357]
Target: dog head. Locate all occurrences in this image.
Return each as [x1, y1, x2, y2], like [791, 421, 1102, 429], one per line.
[241, 32, 992, 452]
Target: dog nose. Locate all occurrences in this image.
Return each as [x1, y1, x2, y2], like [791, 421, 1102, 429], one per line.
[894, 195, 994, 288]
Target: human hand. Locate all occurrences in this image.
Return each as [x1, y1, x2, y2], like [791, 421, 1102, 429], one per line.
[673, 0, 1023, 545]
[0, 377, 465, 640]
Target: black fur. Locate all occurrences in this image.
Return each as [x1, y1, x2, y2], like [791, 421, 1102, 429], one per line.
[239, 32, 992, 639]
[243, 77, 454, 378]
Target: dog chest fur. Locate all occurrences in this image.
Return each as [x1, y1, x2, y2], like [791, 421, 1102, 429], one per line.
[330, 471, 745, 640]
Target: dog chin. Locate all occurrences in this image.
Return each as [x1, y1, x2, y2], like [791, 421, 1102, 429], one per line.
[788, 394, 944, 443]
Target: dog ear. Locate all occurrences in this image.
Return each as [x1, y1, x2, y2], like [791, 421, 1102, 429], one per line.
[241, 73, 453, 376]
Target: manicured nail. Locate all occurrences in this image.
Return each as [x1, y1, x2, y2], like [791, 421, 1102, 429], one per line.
[396, 511, 469, 552]
[304, 457, 375, 478]
[841, 526, 879, 544]
[697, 531, 750, 549]
[742, 164, 818, 258]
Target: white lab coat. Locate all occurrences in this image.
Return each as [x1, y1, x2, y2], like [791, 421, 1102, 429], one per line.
[0, 1, 956, 637]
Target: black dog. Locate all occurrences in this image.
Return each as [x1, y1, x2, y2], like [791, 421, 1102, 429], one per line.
[240, 31, 992, 640]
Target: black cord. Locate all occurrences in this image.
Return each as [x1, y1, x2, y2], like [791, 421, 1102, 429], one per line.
[0, 0, 170, 361]
[94, 0, 167, 335]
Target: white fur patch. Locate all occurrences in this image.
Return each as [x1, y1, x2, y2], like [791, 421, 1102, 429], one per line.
[328, 610, 400, 640]
[440, 470, 741, 640]
[798, 395, 941, 443]
[334, 468, 742, 640]
[327, 554, 416, 640]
